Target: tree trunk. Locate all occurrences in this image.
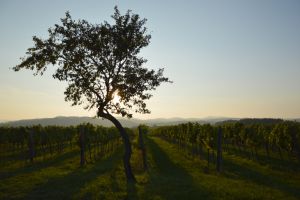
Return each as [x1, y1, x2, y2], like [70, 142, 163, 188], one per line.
[99, 112, 136, 182]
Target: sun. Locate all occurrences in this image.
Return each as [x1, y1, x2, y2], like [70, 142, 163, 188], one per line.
[112, 91, 121, 104]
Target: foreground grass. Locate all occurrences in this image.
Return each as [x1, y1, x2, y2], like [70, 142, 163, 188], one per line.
[144, 137, 300, 200]
[0, 136, 300, 199]
[0, 147, 128, 200]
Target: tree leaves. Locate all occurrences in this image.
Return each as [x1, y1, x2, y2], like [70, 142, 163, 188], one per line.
[13, 6, 171, 118]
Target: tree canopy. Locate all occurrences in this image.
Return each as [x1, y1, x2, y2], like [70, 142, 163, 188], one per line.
[13, 7, 171, 118]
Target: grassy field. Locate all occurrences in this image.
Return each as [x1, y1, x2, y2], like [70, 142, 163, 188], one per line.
[1, 135, 300, 199]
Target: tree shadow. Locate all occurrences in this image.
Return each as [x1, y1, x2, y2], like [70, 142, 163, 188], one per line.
[0, 150, 79, 180]
[223, 158, 300, 198]
[142, 137, 212, 200]
[22, 148, 124, 199]
[126, 181, 138, 200]
[225, 147, 300, 172]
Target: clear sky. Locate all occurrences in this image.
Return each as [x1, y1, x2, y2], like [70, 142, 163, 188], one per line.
[0, 0, 300, 121]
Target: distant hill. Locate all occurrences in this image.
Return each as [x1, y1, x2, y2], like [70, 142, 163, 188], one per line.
[1, 116, 297, 128]
[216, 118, 285, 125]
[0, 116, 227, 128]
[239, 118, 284, 125]
[142, 118, 207, 126]
[0, 116, 140, 128]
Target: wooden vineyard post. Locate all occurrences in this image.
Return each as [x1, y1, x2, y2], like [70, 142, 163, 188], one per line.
[138, 126, 147, 171]
[28, 129, 35, 163]
[80, 126, 85, 167]
[216, 127, 223, 172]
[206, 148, 210, 171]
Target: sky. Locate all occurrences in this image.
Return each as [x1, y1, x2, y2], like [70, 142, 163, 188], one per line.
[0, 0, 300, 121]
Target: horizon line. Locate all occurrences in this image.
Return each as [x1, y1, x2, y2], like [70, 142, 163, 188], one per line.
[1, 115, 299, 123]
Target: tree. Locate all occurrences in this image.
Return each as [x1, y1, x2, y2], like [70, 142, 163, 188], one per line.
[13, 7, 171, 182]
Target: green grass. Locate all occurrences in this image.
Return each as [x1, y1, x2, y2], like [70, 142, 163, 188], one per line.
[144, 137, 300, 199]
[1, 136, 300, 199]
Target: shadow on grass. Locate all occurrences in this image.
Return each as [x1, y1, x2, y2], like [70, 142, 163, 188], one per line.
[0, 150, 79, 180]
[223, 157, 300, 199]
[143, 137, 212, 200]
[23, 148, 124, 200]
[225, 146, 300, 172]
[126, 181, 138, 200]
